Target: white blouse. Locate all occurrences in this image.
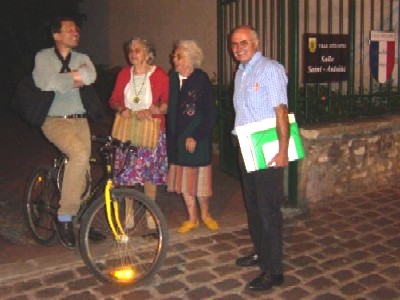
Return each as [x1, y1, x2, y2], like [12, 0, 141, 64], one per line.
[124, 65, 155, 111]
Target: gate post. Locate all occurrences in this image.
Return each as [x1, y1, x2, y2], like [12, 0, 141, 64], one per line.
[216, 0, 239, 177]
[288, 0, 300, 206]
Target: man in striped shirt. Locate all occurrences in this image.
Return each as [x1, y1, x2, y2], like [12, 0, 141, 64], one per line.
[230, 25, 289, 291]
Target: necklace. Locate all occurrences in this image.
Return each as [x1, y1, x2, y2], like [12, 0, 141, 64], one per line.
[132, 72, 147, 104]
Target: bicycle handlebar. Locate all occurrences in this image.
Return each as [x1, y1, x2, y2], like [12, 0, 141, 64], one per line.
[91, 135, 137, 177]
[91, 135, 136, 151]
[91, 135, 109, 144]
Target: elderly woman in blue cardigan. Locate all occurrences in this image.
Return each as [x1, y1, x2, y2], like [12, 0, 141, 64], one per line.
[167, 40, 219, 233]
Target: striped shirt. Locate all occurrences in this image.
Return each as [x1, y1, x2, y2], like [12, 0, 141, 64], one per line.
[233, 51, 288, 128]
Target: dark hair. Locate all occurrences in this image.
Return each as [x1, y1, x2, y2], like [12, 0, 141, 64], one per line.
[50, 17, 77, 34]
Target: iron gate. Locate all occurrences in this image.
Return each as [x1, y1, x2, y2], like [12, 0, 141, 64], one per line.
[217, 0, 400, 205]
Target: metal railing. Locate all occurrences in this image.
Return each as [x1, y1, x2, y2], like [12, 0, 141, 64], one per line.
[217, 0, 400, 204]
[218, 0, 400, 125]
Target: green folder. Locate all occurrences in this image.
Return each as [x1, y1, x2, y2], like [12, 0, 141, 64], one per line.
[250, 122, 305, 169]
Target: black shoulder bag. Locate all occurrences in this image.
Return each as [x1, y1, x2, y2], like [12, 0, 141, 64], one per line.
[9, 75, 55, 126]
[80, 84, 104, 122]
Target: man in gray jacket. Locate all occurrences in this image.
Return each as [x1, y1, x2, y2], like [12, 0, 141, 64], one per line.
[33, 17, 96, 248]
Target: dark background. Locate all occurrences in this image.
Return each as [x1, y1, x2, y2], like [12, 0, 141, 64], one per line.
[1, 0, 85, 100]
[0, 0, 113, 246]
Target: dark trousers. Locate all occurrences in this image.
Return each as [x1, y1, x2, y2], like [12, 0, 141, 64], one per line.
[239, 154, 284, 275]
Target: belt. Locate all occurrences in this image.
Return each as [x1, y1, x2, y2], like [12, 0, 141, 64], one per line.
[51, 114, 87, 119]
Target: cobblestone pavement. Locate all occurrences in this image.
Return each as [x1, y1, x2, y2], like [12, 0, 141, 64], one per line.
[1, 105, 400, 299]
[1, 185, 400, 299]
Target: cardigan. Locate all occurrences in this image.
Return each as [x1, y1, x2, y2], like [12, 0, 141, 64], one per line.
[33, 48, 97, 116]
[109, 65, 169, 130]
[167, 69, 217, 166]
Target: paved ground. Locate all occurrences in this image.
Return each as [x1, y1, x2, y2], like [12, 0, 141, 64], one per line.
[1, 104, 400, 299]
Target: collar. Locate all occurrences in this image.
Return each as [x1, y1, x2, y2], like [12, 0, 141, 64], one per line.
[238, 51, 262, 71]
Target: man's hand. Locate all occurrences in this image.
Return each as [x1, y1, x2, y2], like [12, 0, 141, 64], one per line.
[268, 104, 289, 168]
[71, 64, 87, 88]
[71, 70, 83, 88]
[268, 152, 288, 168]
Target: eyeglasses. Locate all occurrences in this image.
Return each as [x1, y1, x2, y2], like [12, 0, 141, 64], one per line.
[170, 53, 185, 60]
[129, 48, 143, 54]
[230, 39, 254, 49]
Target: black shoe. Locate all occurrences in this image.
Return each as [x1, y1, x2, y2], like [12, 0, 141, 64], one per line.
[89, 227, 106, 242]
[235, 253, 259, 267]
[56, 221, 75, 249]
[247, 272, 284, 291]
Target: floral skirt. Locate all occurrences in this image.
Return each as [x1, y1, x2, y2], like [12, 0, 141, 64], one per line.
[114, 130, 168, 186]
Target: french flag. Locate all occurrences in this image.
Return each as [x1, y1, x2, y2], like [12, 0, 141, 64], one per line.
[370, 31, 396, 84]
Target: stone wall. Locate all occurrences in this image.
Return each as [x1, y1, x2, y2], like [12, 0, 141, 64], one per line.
[297, 115, 400, 209]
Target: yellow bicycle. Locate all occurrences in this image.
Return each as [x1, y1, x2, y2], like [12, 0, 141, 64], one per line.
[23, 136, 169, 285]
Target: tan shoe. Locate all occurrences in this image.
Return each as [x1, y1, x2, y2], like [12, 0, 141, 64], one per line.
[177, 220, 199, 233]
[203, 217, 219, 231]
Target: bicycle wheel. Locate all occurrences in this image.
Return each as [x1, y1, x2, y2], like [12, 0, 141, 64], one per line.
[78, 188, 169, 285]
[23, 166, 59, 244]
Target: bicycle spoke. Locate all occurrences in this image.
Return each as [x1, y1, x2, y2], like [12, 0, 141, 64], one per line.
[79, 189, 168, 285]
[23, 166, 58, 244]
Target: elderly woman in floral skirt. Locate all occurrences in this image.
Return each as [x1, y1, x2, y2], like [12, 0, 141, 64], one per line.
[109, 38, 169, 215]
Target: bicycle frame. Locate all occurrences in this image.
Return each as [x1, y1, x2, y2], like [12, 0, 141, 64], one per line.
[65, 137, 134, 243]
[54, 155, 67, 191]
[104, 180, 126, 240]
[92, 137, 137, 282]
[25, 135, 168, 284]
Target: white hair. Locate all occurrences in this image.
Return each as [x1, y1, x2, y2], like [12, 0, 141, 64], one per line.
[174, 40, 204, 68]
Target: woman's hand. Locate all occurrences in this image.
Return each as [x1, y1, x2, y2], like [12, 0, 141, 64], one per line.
[149, 103, 168, 114]
[185, 137, 197, 153]
[120, 108, 131, 118]
[113, 105, 131, 118]
[135, 109, 151, 120]
[148, 105, 158, 115]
